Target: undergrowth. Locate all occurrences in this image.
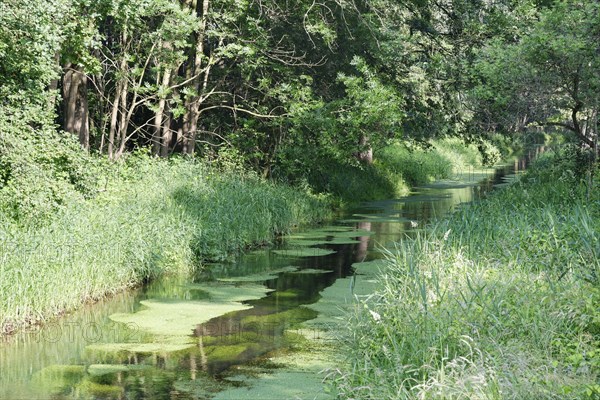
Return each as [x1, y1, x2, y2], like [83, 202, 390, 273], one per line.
[334, 147, 600, 399]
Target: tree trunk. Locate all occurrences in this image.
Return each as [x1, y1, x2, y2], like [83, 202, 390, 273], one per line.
[154, 67, 173, 157]
[48, 52, 61, 112]
[182, 0, 210, 156]
[161, 111, 172, 158]
[108, 84, 121, 160]
[115, 76, 129, 159]
[357, 133, 373, 164]
[62, 63, 90, 150]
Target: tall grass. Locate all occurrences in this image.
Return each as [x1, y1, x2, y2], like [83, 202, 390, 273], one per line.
[378, 138, 491, 188]
[303, 138, 496, 206]
[334, 153, 600, 399]
[0, 155, 331, 335]
[303, 158, 408, 205]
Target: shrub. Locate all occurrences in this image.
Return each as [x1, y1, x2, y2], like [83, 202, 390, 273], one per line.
[0, 106, 96, 223]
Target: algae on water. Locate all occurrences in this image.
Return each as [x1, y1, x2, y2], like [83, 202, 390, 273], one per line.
[109, 299, 252, 336]
[272, 248, 336, 257]
[217, 267, 298, 282]
[87, 341, 195, 354]
[108, 284, 274, 337]
[290, 269, 333, 274]
[184, 283, 275, 302]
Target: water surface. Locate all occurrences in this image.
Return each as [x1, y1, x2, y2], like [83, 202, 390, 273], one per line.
[0, 154, 536, 399]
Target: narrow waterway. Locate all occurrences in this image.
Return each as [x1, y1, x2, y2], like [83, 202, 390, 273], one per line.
[0, 150, 541, 399]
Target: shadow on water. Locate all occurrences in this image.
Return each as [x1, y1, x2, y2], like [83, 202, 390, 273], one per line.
[0, 150, 541, 399]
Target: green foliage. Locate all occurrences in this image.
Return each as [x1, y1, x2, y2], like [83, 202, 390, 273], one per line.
[334, 153, 600, 398]
[470, 0, 600, 146]
[0, 157, 331, 334]
[0, 0, 67, 102]
[0, 107, 97, 223]
[334, 57, 404, 155]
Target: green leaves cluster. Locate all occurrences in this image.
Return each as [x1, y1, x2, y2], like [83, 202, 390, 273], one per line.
[0, 0, 67, 102]
[469, 0, 600, 146]
[0, 108, 96, 223]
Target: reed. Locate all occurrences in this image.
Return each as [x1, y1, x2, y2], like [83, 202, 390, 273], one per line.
[334, 153, 600, 399]
[0, 156, 331, 335]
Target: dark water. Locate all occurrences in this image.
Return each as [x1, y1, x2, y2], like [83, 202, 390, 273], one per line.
[0, 151, 539, 399]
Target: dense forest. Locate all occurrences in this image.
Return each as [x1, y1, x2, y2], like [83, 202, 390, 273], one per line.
[2, 0, 598, 218]
[1, 0, 599, 398]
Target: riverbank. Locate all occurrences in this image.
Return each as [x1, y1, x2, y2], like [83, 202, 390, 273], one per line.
[335, 148, 600, 398]
[0, 139, 494, 337]
[304, 138, 499, 205]
[0, 156, 332, 335]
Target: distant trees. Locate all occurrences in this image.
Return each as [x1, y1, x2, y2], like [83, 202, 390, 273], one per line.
[470, 0, 600, 151]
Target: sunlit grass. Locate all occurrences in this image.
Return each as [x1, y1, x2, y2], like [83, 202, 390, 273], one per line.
[307, 138, 496, 206]
[0, 156, 331, 334]
[378, 138, 491, 187]
[334, 156, 600, 399]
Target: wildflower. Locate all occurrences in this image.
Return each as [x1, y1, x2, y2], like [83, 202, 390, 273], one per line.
[443, 229, 451, 241]
[369, 309, 381, 322]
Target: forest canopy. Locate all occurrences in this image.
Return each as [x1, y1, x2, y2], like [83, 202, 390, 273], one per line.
[0, 0, 598, 219]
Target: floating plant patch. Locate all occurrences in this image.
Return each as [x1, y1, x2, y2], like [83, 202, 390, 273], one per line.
[290, 269, 333, 274]
[205, 343, 263, 363]
[212, 332, 336, 400]
[274, 288, 303, 298]
[286, 239, 330, 247]
[309, 226, 355, 232]
[347, 214, 411, 223]
[351, 259, 388, 277]
[327, 237, 361, 244]
[185, 283, 275, 302]
[76, 381, 124, 397]
[216, 267, 298, 282]
[285, 226, 354, 240]
[325, 229, 374, 238]
[87, 341, 195, 354]
[304, 260, 389, 330]
[272, 248, 336, 257]
[287, 237, 360, 246]
[338, 218, 368, 223]
[212, 370, 333, 400]
[86, 364, 150, 376]
[285, 232, 330, 240]
[109, 299, 256, 336]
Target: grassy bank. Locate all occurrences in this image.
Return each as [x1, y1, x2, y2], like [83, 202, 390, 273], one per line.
[335, 150, 600, 398]
[0, 155, 331, 335]
[302, 138, 497, 205]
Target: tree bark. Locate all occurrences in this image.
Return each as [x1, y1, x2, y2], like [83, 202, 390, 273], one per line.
[357, 133, 373, 164]
[107, 83, 122, 161]
[182, 0, 210, 156]
[153, 64, 173, 157]
[62, 63, 90, 150]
